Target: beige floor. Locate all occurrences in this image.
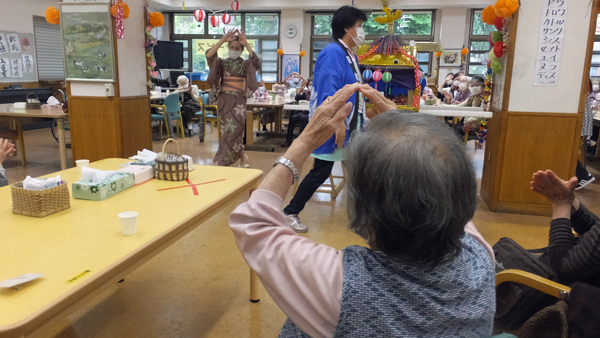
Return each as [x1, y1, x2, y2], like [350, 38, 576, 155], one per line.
[3, 125, 600, 338]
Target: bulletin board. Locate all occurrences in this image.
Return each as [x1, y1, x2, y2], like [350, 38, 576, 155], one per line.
[0, 31, 38, 83]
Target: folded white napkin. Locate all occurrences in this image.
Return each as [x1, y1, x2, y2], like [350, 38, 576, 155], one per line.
[128, 149, 157, 162]
[80, 166, 116, 184]
[23, 175, 62, 190]
[47, 96, 61, 105]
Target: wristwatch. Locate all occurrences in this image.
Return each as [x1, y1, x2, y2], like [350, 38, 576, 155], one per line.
[274, 156, 299, 185]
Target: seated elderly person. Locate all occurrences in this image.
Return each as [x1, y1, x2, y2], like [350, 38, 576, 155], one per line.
[230, 84, 496, 337]
[173, 75, 201, 138]
[0, 138, 16, 187]
[451, 76, 472, 105]
[531, 170, 600, 287]
[451, 75, 487, 137]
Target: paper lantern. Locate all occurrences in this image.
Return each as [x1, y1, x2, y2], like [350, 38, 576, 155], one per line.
[461, 48, 469, 56]
[111, 2, 130, 19]
[194, 9, 205, 22]
[362, 69, 372, 81]
[481, 5, 497, 25]
[45, 6, 60, 25]
[494, 16, 504, 31]
[493, 41, 504, 58]
[231, 0, 240, 11]
[494, 0, 519, 18]
[434, 51, 442, 58]
[277, 49, 284, 56]
[491, 59, 503, 74]
[149, 12, 164, 28]
[222, 13, 231, 24]
[488, 33, 494, 47]
[210, 15, 220, 27]
[299, 51, 306, 57]
[488, 49, 498, 62]
[382, 71, 392, 83]
[372, 69, 382, 82]
[492, 31, 504, 44]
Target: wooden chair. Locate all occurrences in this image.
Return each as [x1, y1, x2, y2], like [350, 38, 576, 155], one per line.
[496, 269, 571, 301]
[293, 162, 347, 199]
[150, 93, 185, 139]
[197, 92, 219, 139]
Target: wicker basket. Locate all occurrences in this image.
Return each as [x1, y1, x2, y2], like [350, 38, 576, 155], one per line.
[154, 138, 189, 181]
[11, 181, 71, 218]
[26, 93, 41, 110]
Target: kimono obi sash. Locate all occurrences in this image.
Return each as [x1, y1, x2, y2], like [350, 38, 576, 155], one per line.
[221, 76, 246, 93]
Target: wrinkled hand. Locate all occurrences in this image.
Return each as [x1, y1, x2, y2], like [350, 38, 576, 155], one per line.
[444, 91, 452, 100]
[296, 84, 359, 150]
[463, 121, 473, 134]
[0, 138, 16, 165]
[335, 121, 346, 148]
[223, 29, 237, 42]
[357, 84, 397, 118]
[530, 170, 577, 207]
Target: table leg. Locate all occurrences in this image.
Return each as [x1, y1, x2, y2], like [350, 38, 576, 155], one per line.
[15, 119, 27, 167]
[246, 111, 254, 146]
[57, 118, 67, 170]
[250, 269, 260, 303]
[274, 107, 283, 133]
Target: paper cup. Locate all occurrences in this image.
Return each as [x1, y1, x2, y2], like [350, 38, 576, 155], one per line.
[119, 211, 138, 236]
[76, 159, 90, 173]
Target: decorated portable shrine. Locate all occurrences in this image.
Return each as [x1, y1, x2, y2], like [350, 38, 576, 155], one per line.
[357, 4, 422, 112]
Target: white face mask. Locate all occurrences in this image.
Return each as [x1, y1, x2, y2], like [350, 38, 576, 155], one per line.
[453, 81, 460, 87]
[459, 83, 468, 91]
[293, 77, 300, 83]
[593, 85, 599, 92]
[470, 86, 482, 95]
[350, 27, 365, 46]
[228, 50, 242, 59]
[447, 79, 454, 85]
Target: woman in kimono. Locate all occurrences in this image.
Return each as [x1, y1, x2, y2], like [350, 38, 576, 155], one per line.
[207, 29, 261, 166]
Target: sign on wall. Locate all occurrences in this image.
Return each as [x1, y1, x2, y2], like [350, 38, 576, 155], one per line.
[0, 31, 38, 83]
[533, 0, 568, 86]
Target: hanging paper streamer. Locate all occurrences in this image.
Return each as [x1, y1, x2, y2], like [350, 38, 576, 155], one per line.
[194, 9, 205, 22]
[222, 13, 231, 25]
[182, 2, 185, 10]
[210, 15, 220, 27]
[382, 70, 392, 96]
[372, 69, 382, 90]
[231, 1, 240, 20]
[362, 68, 372, 81]
[115, 0, 124, 39]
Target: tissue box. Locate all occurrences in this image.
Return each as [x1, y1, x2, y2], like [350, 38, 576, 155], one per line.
[130, 160, 156, 167]
[117, 165, 154, 185]
[72, 173, 134, 201]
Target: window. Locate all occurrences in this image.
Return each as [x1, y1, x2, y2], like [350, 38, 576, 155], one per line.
[171, 13, 279, 81]
[467, 9, 497, 76]
[33, 15, 65, 81]
[310, 11, 435, 76]
[590, 14, 600, 80]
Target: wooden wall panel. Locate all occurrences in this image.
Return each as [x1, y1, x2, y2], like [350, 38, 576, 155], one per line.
[120, 96, 152, 158]
[69, 97, 120, 162]
[480, 110, 502, 206]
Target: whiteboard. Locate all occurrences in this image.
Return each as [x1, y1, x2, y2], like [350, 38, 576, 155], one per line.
[0, 31, 38, 83]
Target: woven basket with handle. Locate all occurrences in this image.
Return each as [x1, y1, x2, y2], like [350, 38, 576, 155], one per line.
[154, 138, 189, 181]
[26, 93, 41, 110]
[11, 181, 71, 218]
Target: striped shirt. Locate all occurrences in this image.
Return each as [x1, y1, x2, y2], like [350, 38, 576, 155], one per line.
[549, 204, 600, 286]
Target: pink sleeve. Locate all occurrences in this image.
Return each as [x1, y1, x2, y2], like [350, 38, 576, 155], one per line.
[464, 221, 495, 266]
[229, 189, 343, 338]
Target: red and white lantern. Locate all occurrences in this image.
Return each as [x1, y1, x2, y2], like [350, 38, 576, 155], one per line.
[210, 15, 220, 27]
[231, 1, 240, 11]
[222, 13, 231, 25]
[193, 9, 205, 22]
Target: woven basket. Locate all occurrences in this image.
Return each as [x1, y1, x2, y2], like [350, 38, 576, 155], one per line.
[26, 93, 41, 110]
[11, 181, 71, 218]
[154, 138, 189, 181]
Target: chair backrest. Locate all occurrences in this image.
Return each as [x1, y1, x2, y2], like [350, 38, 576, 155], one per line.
[199, 91, 210, 106]
[163, 93, 180, 114]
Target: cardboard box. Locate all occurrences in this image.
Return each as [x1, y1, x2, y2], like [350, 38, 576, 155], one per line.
[72, 173, 134, 201]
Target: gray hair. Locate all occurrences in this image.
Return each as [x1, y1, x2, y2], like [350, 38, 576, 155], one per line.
[345, 111, 477, 267]
[177, 75, 189, 87]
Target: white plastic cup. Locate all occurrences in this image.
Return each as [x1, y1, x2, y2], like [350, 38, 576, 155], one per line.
[76, 159, 90, 173]
[119, 211, 138, 236]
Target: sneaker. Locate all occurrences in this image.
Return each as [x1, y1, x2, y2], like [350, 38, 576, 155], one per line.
[576, 174, 595, 191]
[284, 214, 308, 233]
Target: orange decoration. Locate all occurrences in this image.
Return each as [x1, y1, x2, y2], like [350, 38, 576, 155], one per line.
[494, 0, 520, 18]
[149, 12, 164, 28]
[45, 6, 60, 25]
[434, 51, 442, 58]
[481, 5, 497, 25]
[277, 49, 284, 56]
[111, 2, 130, 19]
[461, 48, 469, 56]
[299, 51, 306, 57]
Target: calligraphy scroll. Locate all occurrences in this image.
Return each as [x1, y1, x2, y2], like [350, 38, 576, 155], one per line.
[534, 0, 568, 86]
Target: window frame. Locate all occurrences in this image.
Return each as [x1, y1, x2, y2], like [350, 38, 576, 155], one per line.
[309, 10, 436, 77]
[169, 11, 281, 81]
[467, 9, 497, 76]
[590, 14, 600, 80]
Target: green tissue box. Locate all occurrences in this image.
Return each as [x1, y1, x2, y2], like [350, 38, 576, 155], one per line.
[72, 173, 135, 201]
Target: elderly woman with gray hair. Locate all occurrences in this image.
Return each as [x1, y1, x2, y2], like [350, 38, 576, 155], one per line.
[230, 84, 496, 337]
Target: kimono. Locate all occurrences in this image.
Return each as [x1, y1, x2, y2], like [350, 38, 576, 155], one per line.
[207, 53, 261, 166]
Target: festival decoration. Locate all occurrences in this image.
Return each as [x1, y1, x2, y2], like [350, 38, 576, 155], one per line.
[494, 16, 504, 31]
[45, 6, 60, 25]
[299, 51, 306, 57]
[182, 2, 185, 10]
[145, 25, 159, 80]
[149, 12, 164, 28]
[492, 31, 504, 44]
[111, 2, 130, 19]
[210, 15, 220, 27]
[194, 9, 205, 22]
[488, 49, 498, 62]
[494, 0, 520, 18]
[277, 49, 284, 56]
[362, 69, 373, 81]
[222, 13, 231, 25]
[382, 70, 392, 83]
[493, 41, 504, 58]
[461, 48, 469, 56]
[372, 69, 382, 90]
[481, 5, 497, 25]
[231, 1, 240, 20]
[114, 0, 125, 39]
[434, 51, 442, 58]
[491, 59, 503, 73]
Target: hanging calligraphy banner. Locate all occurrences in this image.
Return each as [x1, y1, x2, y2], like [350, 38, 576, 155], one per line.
[533, 0, 568, 86]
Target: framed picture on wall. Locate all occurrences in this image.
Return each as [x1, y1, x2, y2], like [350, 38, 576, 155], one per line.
[439, 50, 461, 67]
[61, 3, 116, 82]
[281, 54, 300, 80]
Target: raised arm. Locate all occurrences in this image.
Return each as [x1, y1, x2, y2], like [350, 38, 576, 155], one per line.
[237, 30, 255, 58]
[206, 29, 237, 59]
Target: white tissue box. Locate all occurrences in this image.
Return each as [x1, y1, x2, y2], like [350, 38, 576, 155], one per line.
[117, 165, 154, 185]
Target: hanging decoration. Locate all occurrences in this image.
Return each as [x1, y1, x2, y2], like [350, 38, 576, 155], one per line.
[210, 15, 220, 27]
[481, 5, 497, 25]
[194, 9, 205, 22]
[362, 68, 373, 81]
[114, 0, 125, 39]
[434, 51, 442, 58]
[299, 51, 306, 57]
[372, 69, 382, 90]
[222, 13, 232, 25]
[494, 0, 519, 18]
[493, 41, 504, 58]
[231, 1, 240, 20]
[382, 70, 392, 83]
[145, 25, 159, 80]
[478, 0, 519, 77]
[494, 16, 504, 31]
[149, 12, 165, 28]
[277, 49, 284, 56]
[45, 6, 60, 25]
[492, 31, 503, 44]
[461, 47, 469, 64]
[182, 2, 185, 10]
[111, 2, 130, 19]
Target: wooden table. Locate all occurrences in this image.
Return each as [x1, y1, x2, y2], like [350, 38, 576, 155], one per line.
[246, 98, 294, 136]
[0, 158, 262, 337]
[0, 104, 69, 170]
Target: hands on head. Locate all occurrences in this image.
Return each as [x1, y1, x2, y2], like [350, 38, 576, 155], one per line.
[530, 170, 577, 207]
[0, 138, 16, 166]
